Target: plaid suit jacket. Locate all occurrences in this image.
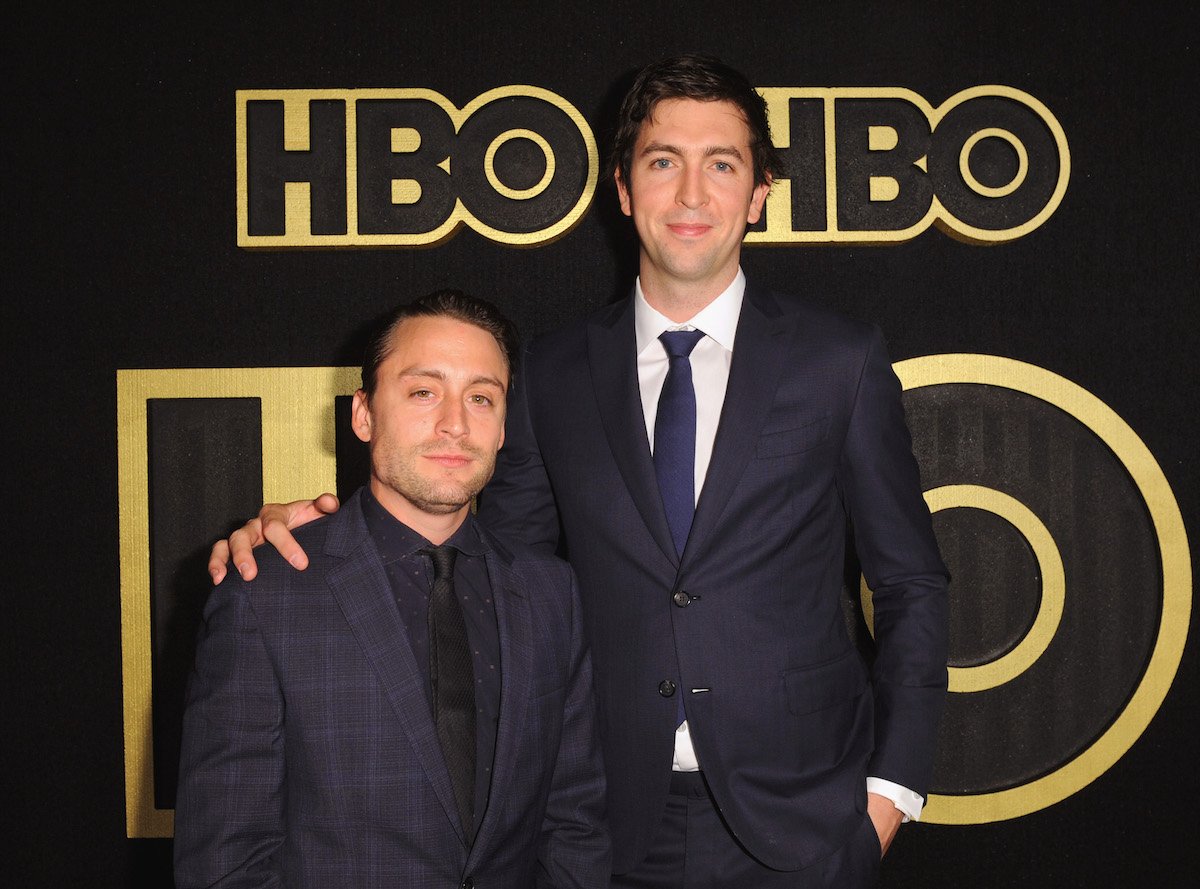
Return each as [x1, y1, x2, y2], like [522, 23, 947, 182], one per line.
[174, 488, 610, 888]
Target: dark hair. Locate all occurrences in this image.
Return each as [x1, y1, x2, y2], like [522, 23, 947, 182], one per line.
[609, 53, 781, 189]
[361, 289, 520, 397]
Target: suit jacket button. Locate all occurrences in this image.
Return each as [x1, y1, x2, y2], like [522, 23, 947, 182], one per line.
[659, 679, 677, 697]
[672, 590, 691, 607]
[460, 878, 474, 889]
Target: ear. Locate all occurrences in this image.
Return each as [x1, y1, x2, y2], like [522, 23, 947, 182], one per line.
[615, 168, 633, 217]
[746, 174, 772, 226]
[351, 389, 373, 443]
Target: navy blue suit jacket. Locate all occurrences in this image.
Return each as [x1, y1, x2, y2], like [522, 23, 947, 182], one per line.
[174, 488, 610, 888]
[478, 282, 949, 874]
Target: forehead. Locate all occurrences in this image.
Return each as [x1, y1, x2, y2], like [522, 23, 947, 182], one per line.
[637, 97, 753, 146]
[384, 315, 507, 377]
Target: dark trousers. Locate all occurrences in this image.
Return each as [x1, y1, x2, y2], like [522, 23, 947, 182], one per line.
[611, 772, 880, 889]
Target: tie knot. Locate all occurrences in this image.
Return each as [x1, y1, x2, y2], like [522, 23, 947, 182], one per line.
[424, 544, 457, 579]
[659, 329, 705, 359]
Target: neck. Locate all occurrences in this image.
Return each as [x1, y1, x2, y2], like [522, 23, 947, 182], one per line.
[368, 478, 468, 545]
[638, 259, 739, 323]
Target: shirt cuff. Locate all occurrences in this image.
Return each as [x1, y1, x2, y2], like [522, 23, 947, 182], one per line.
[866, 777, 924, 822]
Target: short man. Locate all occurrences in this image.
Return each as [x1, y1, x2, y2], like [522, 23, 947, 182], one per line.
[178, 291, 610, 888]
[213, 56, 948, 887]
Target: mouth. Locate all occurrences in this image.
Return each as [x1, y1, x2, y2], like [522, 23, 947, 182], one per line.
[424, 453, 475, 469]
[666, 222, 713, 238]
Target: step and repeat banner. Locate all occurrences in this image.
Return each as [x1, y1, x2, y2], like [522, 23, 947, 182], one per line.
[7, 4, 1196, 887]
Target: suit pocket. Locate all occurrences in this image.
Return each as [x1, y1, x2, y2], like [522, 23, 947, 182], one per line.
[782, 649, 867, 715]
[756, 415, 829, 459]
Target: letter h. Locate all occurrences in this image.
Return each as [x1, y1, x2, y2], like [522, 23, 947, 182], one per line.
[245, 98, 348, 235]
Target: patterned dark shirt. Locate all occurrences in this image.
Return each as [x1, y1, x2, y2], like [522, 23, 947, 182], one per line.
[360, 487, 500, 832]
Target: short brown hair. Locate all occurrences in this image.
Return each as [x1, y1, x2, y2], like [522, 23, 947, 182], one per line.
[609, 54, 781, 189]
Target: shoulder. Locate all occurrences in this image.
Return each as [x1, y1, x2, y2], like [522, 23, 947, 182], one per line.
[509, 300, 630, 415]
[238, 508, 349, 593]
[752, 285, 881, 349]
[524, 298, 629, 361]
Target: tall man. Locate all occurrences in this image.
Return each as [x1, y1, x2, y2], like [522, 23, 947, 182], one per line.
[179, 292, 609, 888]
[213, 56, 949, 887]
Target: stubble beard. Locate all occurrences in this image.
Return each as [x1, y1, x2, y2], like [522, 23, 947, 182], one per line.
[375, 442, 495, 515]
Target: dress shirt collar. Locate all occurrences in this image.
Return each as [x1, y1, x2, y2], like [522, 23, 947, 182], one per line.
[359, 485, 489, 565]
[633, 269, 745, 355]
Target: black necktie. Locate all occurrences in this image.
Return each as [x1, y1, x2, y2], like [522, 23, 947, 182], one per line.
[425, 544, 475, 839]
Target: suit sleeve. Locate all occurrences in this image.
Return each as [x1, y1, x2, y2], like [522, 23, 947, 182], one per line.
[536, 566, 612, 889]
[478, 343, 563, 553]
[837, 327, 950, 798]
[173, 578, 285, 889]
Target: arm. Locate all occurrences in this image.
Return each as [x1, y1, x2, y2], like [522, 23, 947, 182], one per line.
[838, 328, 950, 809]
[173, 577, 286, 888]
[535, 568, 611, 889]
[477, 347, 562, 553]
[207, 493, 340, 584]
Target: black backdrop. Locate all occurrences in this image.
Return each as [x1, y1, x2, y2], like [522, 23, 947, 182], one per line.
[4, 3, 1197, 886]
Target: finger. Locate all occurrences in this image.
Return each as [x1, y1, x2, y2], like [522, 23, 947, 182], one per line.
[228, 520, 264, 581]
[312, 492, 341, 516]
[207, 540, 231, 585]
[262, 514, 310, 571]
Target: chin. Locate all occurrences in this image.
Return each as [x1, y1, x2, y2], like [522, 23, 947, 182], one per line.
[416, 480, 487, 514]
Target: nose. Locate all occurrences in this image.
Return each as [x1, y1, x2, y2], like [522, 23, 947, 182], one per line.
[437, 399, 468, 438]
[676, 164, 708, 210]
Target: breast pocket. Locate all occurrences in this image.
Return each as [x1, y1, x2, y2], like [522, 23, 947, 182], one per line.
[756, 415, 829, 460]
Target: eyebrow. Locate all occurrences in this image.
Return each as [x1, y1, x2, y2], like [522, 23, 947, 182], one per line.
[640, 141, 747, 162]
[397, 367, 506, 390]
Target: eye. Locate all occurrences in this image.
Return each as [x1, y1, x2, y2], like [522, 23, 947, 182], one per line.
[652, 157, 672, 169]
[713, 160, 732, 173]
[468, 393, 494, 406]
[411, 388, 435, 399]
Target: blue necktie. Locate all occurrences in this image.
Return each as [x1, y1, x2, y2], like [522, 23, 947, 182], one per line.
[654, 329, 706, 556]
[654, 329, 705, 728]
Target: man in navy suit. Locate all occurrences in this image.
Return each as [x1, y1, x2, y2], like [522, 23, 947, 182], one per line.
[178, 291, 609, 888]
[213, 56, 948, 887]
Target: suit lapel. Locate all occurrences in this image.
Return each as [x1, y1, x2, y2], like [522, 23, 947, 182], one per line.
[587, 298, 679, 565]
[685, 284, 793, 563]
[323, 495, 469, 846]
[469, 545, 532, 858]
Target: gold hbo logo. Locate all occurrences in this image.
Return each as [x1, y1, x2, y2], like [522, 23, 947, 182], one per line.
[236, 85, 1068, 248]
[236, 87, 599, 247]
[750, 86, 1070, 244]
[862, 356, 1189, 824]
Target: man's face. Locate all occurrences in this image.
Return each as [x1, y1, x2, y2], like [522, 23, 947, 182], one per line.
[616, 97, 770, 300]
[352, 315, 508, 527]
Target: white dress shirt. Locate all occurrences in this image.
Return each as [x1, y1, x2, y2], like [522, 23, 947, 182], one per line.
[632, 270, 924, 821]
